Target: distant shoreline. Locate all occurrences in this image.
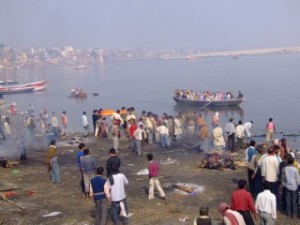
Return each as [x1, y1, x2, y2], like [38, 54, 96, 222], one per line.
[164, 46, 300, 60]
[1, 46, 300, 71]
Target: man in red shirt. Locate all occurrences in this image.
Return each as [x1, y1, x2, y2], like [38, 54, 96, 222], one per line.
[128, 119, 138, 153]
[147, 153, 166, 200]
[231, 179, 256, 225]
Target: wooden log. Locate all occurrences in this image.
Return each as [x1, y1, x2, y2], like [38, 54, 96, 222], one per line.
[151, 147, 195, 155]
[173, 184, 194, 193]
[0, 195, 25, 211]
[135, 175, 170, 181]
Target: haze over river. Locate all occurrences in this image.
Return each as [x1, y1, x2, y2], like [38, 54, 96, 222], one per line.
[2, 53, 300, 148]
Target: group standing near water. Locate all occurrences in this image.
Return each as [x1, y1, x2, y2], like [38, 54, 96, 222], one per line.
[1, 103, 300, 225]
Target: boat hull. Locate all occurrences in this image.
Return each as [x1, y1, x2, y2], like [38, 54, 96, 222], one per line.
[0, 87, 35, 94]
[0, 80, 46, 91]
[173, 96, 243, 107]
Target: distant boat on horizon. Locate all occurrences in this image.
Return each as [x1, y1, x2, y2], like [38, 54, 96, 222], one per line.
[75, 65, 87, 70]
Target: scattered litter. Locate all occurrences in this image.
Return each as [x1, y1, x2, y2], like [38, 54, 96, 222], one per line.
[68, 135, 83, 146]
[137, 168, 149, 175]
[178, 216, 189, 222]
[0, 157, 10, 168]
[42, 212, 62, 217]
[1, 191, 18, 198]
[66, 150, 74, 153]
[126, 164, 134, 166]
[234, 160, 247, 167]
[12, 169, 20, 175]
[165, 183, 205, 196]
[161, 157, 179, 165]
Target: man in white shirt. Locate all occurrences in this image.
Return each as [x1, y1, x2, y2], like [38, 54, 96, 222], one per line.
[255, 181, 277, 225]
[82, 111, 89, 137]
[259, 147, 280, 195]
[225, 118, 235, 152]
[243, 121, 253, 138]
[108, 168, 130, 225]
[144, 112, 154, 144]
[51, 112, 59, 139]
[235, 120, 245, 150]
[156, 123, 170, 149]
[133, 124, 143, 156]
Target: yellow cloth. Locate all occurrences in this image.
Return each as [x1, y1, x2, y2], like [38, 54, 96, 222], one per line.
[46, 145, 57, 164]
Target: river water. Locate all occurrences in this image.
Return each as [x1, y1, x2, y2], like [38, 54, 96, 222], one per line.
[1, 53, 300, 147]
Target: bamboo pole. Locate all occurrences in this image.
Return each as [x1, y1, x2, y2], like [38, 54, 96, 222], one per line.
[0, 195, 25, 211]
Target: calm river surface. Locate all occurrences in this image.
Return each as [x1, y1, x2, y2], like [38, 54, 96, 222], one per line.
[2, 53, 300, 146]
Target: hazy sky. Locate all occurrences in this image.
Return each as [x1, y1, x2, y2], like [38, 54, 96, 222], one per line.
[1, 0, 300, 50]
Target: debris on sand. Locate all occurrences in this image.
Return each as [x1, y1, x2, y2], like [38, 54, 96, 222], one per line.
[0, 193, 25, 211]
[0, 157, 15, 168]
[42, 211, 62, 217]
[160, 157, 179, 165]
[136, 168, 149, 175]
[165, 183, 205, 196]
[178, 215, 189, 222]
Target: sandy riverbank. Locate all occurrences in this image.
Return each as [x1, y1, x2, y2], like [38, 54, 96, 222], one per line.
[0, 132, 299, 225]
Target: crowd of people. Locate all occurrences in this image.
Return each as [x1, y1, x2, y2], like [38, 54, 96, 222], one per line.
[174, 89, 244, 101]
[1, 103, 300, 225]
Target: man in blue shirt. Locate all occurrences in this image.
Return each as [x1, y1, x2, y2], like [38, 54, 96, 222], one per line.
[90, 167, 110, 225]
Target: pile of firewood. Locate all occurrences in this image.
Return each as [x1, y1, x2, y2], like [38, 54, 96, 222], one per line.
[198, 151, 235, 170]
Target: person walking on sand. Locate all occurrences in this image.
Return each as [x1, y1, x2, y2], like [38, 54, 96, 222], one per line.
[255, 181, 277, 225]
[80, 149, 97, 197]
[282, 155, 300, 218]
[46, 140, 60, 184]
[218, 202, 246, 225]
[225, 118, 236, 152]
[213, 124, 225, 150]
[106, 148, 121, 177]
[61, 111, 68, 136]
[51, 112, 59, 139]
[108, 167, 131, 225]
[243, 121, 253, 138]
[77, 143, 85, 194]
[90, 167, 110, 225]
[147, 153, 166, 200]
[82, 111, 89, 137]
[133, 124, 143, 156]
[266, 118, 276, 145]
[231, 179, 256, 225]
[111, 120, 121, 152]
[235, 120, 245, 150]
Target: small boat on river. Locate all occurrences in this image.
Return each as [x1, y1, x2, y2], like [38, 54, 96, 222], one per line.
[70, 88, 87, 98]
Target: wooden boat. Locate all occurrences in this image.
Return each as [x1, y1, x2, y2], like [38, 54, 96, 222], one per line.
[75, 65, 87, 70]
[0, 86, 34, 95]
[0, 80, 47, 91]
[173, 96, 244, 107]
[0, 80, 18, 85]
[70, 89, 87, 98]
